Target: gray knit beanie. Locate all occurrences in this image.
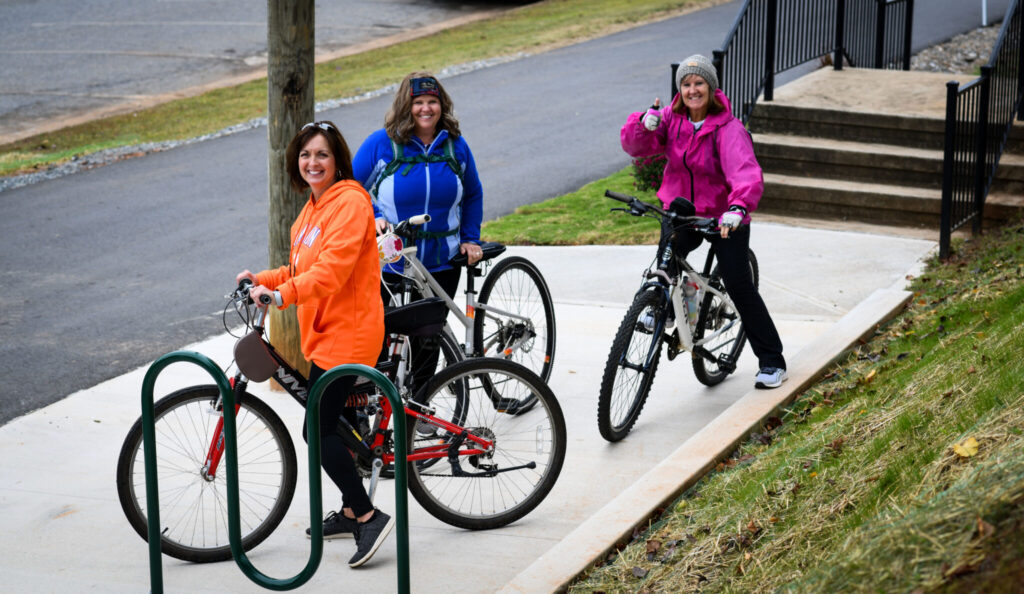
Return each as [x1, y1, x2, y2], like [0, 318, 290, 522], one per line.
[676, 54, 719, 94]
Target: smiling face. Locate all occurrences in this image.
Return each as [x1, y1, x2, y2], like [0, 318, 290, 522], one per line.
[297, 133, 336, 199]
[680, 74, 711, 121]
[411, 95, 441, 141]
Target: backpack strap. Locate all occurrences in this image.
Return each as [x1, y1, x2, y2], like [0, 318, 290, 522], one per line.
[369, 137, 464, 198]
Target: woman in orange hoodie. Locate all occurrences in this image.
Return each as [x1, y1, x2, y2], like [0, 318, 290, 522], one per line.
[237, 121, 391, 568]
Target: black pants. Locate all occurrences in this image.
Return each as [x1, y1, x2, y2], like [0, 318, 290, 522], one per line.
[305, 364, 373, 517]
[381, 267, 462, 392]
[672, 224, 786, 370]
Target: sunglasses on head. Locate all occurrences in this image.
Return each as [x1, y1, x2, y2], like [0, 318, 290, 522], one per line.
[302, 121, 334, 132]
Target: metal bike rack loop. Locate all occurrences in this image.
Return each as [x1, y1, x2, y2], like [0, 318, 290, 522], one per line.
[139, 351, 410, 593]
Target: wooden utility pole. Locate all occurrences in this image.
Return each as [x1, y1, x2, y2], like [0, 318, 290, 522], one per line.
[267, 0, 314, 376]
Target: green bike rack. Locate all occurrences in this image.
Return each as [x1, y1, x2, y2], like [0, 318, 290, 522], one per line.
[139, 351, 410, 593]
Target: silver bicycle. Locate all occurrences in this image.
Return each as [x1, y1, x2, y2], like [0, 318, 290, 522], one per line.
[597, 191, 758, 442]
[380, 214, 557, 386]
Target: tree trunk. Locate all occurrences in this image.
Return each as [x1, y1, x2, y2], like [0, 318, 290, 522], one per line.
[267, 0, 314, 377]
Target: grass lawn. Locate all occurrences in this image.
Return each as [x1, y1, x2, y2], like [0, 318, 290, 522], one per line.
[567, 219, 1024, 592]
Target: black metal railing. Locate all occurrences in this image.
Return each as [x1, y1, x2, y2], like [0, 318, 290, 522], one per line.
[940, 0, 1023, 258]
[703, 0, 913, 124]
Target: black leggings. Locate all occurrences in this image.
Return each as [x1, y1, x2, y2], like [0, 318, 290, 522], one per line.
[672, 224, 786, 370]
[304, 364, 373, 517]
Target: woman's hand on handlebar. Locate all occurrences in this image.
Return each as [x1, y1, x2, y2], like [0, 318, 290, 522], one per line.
[375, 217, 392, 236]
[249, 285, 275, 307]
[460, 242, 483, 266]
[236, 270, 258, 286]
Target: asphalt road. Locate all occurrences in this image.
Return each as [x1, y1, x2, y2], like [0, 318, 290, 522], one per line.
[0, 0, 518, 142]
[0, 0, 1008, 425]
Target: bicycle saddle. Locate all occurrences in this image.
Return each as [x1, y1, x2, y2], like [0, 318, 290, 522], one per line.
[384, 297, 448, 337]
[449, 241, 506, 267]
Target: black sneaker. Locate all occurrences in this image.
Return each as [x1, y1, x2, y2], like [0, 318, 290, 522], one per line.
[348, 510, 395, 568]
[306, 510, 357, 540]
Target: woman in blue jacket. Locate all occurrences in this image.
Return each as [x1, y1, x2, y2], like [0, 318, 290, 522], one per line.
[354, 71, 484, 281]
[353, 71, 484, 385]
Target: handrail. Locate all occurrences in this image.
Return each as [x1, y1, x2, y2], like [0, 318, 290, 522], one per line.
[708, 0, 913, 124]
[939, 0, 1023, 258]
[139, 352, 409, 593]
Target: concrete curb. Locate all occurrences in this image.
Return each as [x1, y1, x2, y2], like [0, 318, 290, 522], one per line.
[499, 287, 913, 593]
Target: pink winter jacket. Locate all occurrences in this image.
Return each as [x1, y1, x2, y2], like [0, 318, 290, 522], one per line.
[620, 90, 763, 223]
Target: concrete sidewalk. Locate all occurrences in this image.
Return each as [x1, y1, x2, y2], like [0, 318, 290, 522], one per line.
[0, 222, 935, 592]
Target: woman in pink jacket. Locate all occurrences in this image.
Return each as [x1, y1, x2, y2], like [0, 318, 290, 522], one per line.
[620, 54, 787, 389]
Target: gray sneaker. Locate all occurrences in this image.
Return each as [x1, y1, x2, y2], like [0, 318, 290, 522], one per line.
[348, 510, 395, 568]
[306, 510, 356, 540]
[755, 367, 788, 389]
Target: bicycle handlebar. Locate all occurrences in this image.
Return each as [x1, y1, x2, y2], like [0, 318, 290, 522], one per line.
[603, 190, 718, 231]
[392, 213, 432, 239]
[233, 279, 272, 306]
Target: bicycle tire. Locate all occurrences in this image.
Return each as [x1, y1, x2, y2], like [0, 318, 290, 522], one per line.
[692, 249, 759, 386]
[598, 289, 668, 442]
[406, 358, 566, 530]
[474, 256, 557, 385]
[115, 385, 297, 563]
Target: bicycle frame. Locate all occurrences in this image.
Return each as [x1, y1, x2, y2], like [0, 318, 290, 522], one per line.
[636, 213, 743, 367]
[389, 245, 535, 358]
[199, 297, 509, 488]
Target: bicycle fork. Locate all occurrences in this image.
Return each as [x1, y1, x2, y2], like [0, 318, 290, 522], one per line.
[199, 377, 243, 481]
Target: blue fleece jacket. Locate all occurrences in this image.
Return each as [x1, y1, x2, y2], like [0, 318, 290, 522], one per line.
[353, 128, 484, 273]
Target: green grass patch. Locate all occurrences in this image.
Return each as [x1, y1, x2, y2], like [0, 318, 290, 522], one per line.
[0, 0, 721, 178]
[481, 167, 664, 245]
[569, 221, 1024, 592]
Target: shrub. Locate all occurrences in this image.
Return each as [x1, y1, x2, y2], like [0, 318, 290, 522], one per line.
[631, 153, 666, 192]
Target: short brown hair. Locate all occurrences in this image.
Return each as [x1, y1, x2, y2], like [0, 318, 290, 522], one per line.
[285, 121, 354, 192]
[384, 72, 461, 144]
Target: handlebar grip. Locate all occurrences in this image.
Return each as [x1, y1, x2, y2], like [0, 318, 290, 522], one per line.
[258, 294, 273, 306]
[604, 190, 633, 203]
[409, 214, 431, 226]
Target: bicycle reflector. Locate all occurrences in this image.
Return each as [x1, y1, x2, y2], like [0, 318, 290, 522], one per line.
[377, 232, 403, 266]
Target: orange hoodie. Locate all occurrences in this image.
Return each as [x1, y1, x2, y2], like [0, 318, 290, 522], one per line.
[256, 180, 384, 369]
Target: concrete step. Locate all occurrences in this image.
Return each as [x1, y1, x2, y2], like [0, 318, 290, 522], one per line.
[753, 133, 944, 188]
[760, 173, 1024, 228]
[761, 173, 941, 226]
[750, 102, 946, 149]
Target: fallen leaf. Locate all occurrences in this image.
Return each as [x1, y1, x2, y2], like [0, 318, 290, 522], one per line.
[976, 517, 995, 540]
[967, 365, 977, 374]
[646, 540, 661, 555]
[769, 516, 779, 524]
[632, 567, 648, 578]
[862, 369, 877, 383]
[953, 437, 979, 458]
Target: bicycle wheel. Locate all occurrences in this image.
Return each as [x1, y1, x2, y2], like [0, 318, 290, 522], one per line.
[116, 385, 297, 563]
[406, 358, 566, 530]
[474, 256, 556, 384]
[597, 289, 667, 442]
[692, 249, 758, 386]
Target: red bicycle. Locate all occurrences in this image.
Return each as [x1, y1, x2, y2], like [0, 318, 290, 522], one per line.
[115, 281, 566, 563]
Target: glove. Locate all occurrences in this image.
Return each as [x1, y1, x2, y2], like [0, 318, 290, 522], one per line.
[719, 208, 745, 230]
[641, 108, 661, 131]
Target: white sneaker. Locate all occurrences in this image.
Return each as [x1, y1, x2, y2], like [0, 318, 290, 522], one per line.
[754, 367, 788, 389]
